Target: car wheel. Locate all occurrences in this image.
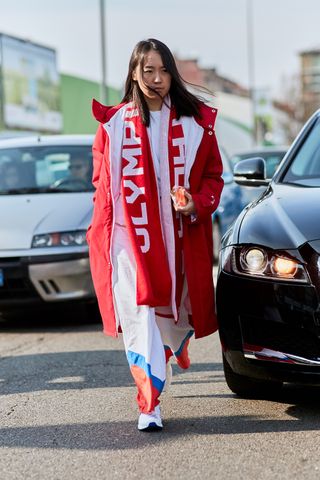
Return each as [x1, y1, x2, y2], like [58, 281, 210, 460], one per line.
[222, 354, 283, 398]
[212, 219, 221, 263]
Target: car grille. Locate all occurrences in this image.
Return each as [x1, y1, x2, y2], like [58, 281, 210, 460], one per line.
[0, 258, 39, 301]
[240, 315, 320, 360]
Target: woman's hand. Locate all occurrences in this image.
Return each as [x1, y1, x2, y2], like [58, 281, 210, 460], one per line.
[173, 190, 196, 216]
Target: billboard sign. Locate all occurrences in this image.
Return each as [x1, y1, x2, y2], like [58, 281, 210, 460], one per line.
[0, 34, 63, 132]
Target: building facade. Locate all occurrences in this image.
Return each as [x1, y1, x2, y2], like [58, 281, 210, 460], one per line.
[300, 49, 320, 122]
[60, 74, 121, 134]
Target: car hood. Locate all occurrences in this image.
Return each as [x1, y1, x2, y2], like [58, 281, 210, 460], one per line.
[238, 183, 320, 250]
[0, 193, 93, 250]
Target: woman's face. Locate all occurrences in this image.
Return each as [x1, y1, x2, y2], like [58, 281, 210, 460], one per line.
[133, 50, 171, 109]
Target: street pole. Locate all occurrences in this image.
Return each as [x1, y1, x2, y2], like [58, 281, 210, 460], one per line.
[246, 0, 256, 145]
[100, 0, 107, 104]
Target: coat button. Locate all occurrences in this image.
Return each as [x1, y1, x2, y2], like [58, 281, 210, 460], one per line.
[208, 131, 213, 135]
[208, 124, 213, 128]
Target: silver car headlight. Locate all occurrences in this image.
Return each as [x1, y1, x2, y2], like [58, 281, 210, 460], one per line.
[221, 245, 310, 283]
[32, 230, 87, 248]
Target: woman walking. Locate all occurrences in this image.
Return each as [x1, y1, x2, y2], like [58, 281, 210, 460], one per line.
[87, 38, 224, 431]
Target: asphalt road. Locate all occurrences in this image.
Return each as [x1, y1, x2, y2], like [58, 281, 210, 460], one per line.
[1, 311, 320, 480]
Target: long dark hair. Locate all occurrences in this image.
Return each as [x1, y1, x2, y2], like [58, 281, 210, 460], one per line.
[121, 38, 203, 126]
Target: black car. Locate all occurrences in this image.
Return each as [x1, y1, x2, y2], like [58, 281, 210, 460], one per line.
[217, 110, 320, 397]
[230, 146, 288, 179]
[229, 146, 288, 206]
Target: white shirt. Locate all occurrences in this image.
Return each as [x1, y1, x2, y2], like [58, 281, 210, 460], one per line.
[147, 110, 161, 187]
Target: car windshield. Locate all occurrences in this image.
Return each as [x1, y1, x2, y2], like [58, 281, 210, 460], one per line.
[282, 119, 320, 187]
[0, 145, 94, 194]
[231, 151, 286, 179]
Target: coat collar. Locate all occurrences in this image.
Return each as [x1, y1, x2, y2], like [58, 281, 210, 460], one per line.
[92, 98, 126, 123]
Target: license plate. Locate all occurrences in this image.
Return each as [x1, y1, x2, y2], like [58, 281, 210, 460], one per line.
[0, 269, 3, 287]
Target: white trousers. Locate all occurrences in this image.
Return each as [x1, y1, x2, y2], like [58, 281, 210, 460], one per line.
[112, 224, 193, 413]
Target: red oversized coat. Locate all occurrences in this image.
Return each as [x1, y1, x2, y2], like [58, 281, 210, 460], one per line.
[87, 99, 224, 339]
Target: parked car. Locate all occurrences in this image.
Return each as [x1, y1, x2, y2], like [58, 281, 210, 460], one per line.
[0, 135, 96, 317]
[217, 110, 320, 396]
[230, 146, 288, 205]
[212, 148, 243, 261]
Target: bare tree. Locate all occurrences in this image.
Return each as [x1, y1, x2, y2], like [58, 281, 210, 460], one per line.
[273, 73, 303, 143]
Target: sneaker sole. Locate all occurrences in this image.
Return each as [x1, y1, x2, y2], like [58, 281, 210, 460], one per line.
[138, 422, 163, 432]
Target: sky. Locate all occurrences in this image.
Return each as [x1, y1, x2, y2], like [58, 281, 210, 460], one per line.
[0, 0, 319, 99]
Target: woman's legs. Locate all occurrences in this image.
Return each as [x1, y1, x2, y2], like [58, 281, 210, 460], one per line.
[120, 307, 166, 414]
[112, 225, 166, 414]
[112, 225, 194, 417]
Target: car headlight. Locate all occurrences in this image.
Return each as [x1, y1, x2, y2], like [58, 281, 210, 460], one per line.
[240, 248, 267, 273]
[221, 245, 310, 283]
[32, 230, 87, 248]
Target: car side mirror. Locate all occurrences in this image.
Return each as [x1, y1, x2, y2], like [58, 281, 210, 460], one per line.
[233, 157, 269, 187]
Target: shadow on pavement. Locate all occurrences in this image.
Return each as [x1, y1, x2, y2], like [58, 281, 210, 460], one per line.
[0, 309, 101, 333]
[1, 396, 320, 450]
[0, 348, 223, 395]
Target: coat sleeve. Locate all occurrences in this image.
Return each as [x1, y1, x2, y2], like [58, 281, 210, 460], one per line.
[189, 132, 224, 225]
[92, 123, 107, 192]
[87, 124, 107, 245]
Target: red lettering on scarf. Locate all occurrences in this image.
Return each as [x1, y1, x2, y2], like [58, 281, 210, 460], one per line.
[122, 116, 150, 253]
[171, 120, 185, 238]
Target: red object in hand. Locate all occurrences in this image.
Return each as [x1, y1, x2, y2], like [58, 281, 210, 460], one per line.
[175, 187, 187, 207]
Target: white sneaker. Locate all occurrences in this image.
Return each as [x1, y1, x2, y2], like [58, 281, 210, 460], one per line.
[163, 362, 172, 393]
[138, 405, 163, 431]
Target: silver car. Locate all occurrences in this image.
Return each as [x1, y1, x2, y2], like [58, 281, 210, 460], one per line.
[0, 135, 96, 316]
